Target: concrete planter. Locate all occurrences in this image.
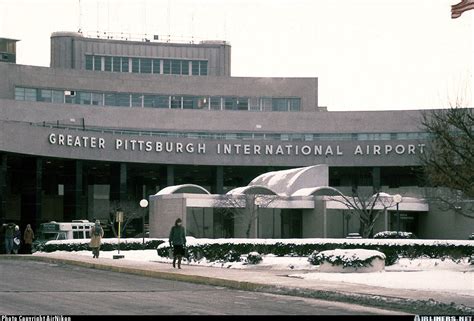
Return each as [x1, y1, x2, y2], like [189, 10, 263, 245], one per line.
[319, 257, 385, 273]
[316, 249, 386, 273]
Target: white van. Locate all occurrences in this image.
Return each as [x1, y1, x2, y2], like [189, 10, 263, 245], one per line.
[37, 220, 95, 241]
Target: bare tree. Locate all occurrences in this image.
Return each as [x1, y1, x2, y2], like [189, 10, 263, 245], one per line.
[108, 200, 143, 237]
[327, 188, 397, 238]
[420, 107, 474, 218]
[213, 193, 278, 238]
[424, 187, 474, 219]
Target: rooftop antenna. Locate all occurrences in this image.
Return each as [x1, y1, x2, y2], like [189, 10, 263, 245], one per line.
[78, 0, 82, 33]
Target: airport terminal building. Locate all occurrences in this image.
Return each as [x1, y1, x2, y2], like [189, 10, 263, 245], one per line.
[0, 32, 470, 240]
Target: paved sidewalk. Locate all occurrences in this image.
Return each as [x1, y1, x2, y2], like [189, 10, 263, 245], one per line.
[4, 253, 474, 315]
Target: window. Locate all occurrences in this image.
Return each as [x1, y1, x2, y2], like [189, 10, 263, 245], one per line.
[132, 58, 140, 73]
[171, 60, 181, 75]
[272, 98, 288, 111]
[78, 92, 91, 105]
[163, 60, 171, 74]
[289, 98, 300, 111]
[224, 97, 237, 110]
[104, 56, 112, 72]
[73, 231, 83, 239]
[200, 61, 208, 76]
[121, 57, 129, 73]
[116, 93, 130, 107]
[191, 61, 200, 75]
[52, 90, 64, 103]
[85, 55, 93, 70]
[236, 98, 249, 111]
[182, 96, 195, 109]
[131, 94, 143, 107]
[14, 87, 25, 100]
[182, 60, 189, 75]
[91, 93, 103, 106]
[144, 95, 169, 108]
[210, 97, 221, 110]
[249, 98, 260, 111]
[141, 58, 152, 74]
[261, 98, 272, 111]
[151, 59, 160, 74]
[65, 91, 77, 104]
[25, 88, 37, 101]
[93, 56, 102, 71]
[170, 96, 181, 109]
[196, 97, 208, 109]
[105, 93, 116, 106]
[112, 57, 121, 72]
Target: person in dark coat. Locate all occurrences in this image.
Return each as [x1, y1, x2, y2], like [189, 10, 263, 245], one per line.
[12, 225, 21, 254]
[4, 223, 15, 254]
[23, 224, 35, 254]
[168, 218, 186, 269]
[90, 220, 104, 258]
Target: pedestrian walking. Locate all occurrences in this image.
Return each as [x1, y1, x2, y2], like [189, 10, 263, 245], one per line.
[90, 220, 104, 258]
[12, 225, 21, 254]
[4, 223, 15, 254]
[169, 218, 186, 269]
[23, 224, 35, 254]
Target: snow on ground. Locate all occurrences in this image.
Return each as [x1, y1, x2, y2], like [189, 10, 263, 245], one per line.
[35, 248, 473, 296]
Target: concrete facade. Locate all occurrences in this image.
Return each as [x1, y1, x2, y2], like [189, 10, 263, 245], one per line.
[0, 32, 471, 240]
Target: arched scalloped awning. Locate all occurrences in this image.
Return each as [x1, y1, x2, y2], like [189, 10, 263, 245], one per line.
[292, 186, 344, 197]
[155, 184, 211, 196]
[226, 185, 278, 196]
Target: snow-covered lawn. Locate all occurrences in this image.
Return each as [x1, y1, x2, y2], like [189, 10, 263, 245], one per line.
[34, 249, 473, 296]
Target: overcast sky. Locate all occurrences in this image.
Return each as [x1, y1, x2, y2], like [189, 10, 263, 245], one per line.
[0, 0, 472, 111]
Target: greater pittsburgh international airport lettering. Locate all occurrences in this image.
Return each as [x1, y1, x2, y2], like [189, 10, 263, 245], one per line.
[47, 133, 425, 157]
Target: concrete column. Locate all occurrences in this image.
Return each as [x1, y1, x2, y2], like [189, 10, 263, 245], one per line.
[215, 166, 223, 194]
[110, 163, 127, 203]
[64, 160, 82, 221]
[372, 167, 381, 192]
[0, 154, 7, 223]
[167, 165, 174, 186]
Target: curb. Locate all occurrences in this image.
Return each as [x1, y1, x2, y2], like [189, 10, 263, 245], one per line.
[4, 255, 473, 315]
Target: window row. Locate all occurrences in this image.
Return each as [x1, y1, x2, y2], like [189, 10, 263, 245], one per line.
[85, 55, 208, 76]
[14, 87, 301, 112]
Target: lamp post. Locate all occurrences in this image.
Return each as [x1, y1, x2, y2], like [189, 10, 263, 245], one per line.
[139, 199, 149, 249]
[393, 194, 402, 236]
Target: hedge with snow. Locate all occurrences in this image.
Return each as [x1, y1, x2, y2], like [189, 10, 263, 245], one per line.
[308, 249, 386, 268]
[36, 237, 473, 266]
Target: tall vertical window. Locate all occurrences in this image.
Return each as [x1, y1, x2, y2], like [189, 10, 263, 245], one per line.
[141, 58, 152, 74]
[112, 57, 121, 72]
[85, 55, 93, 70]
[236, 98, 249, 111]
[182, 96, 194, 109]
[191, 61, 200, 75]
[182, 61, 189, 75]
[116, 93, 130, 107]
[171, 60, 181, 75]
[93, 56, 102, 71]
[152, 59, 161, 74]
[121, 57, 129, 73]
[249, 98, 260, 111]
[104, 56, 112, 72]
[163, 60, 171, 74]
[132, 58, 140, 73]
[200, 61, 208, 76]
